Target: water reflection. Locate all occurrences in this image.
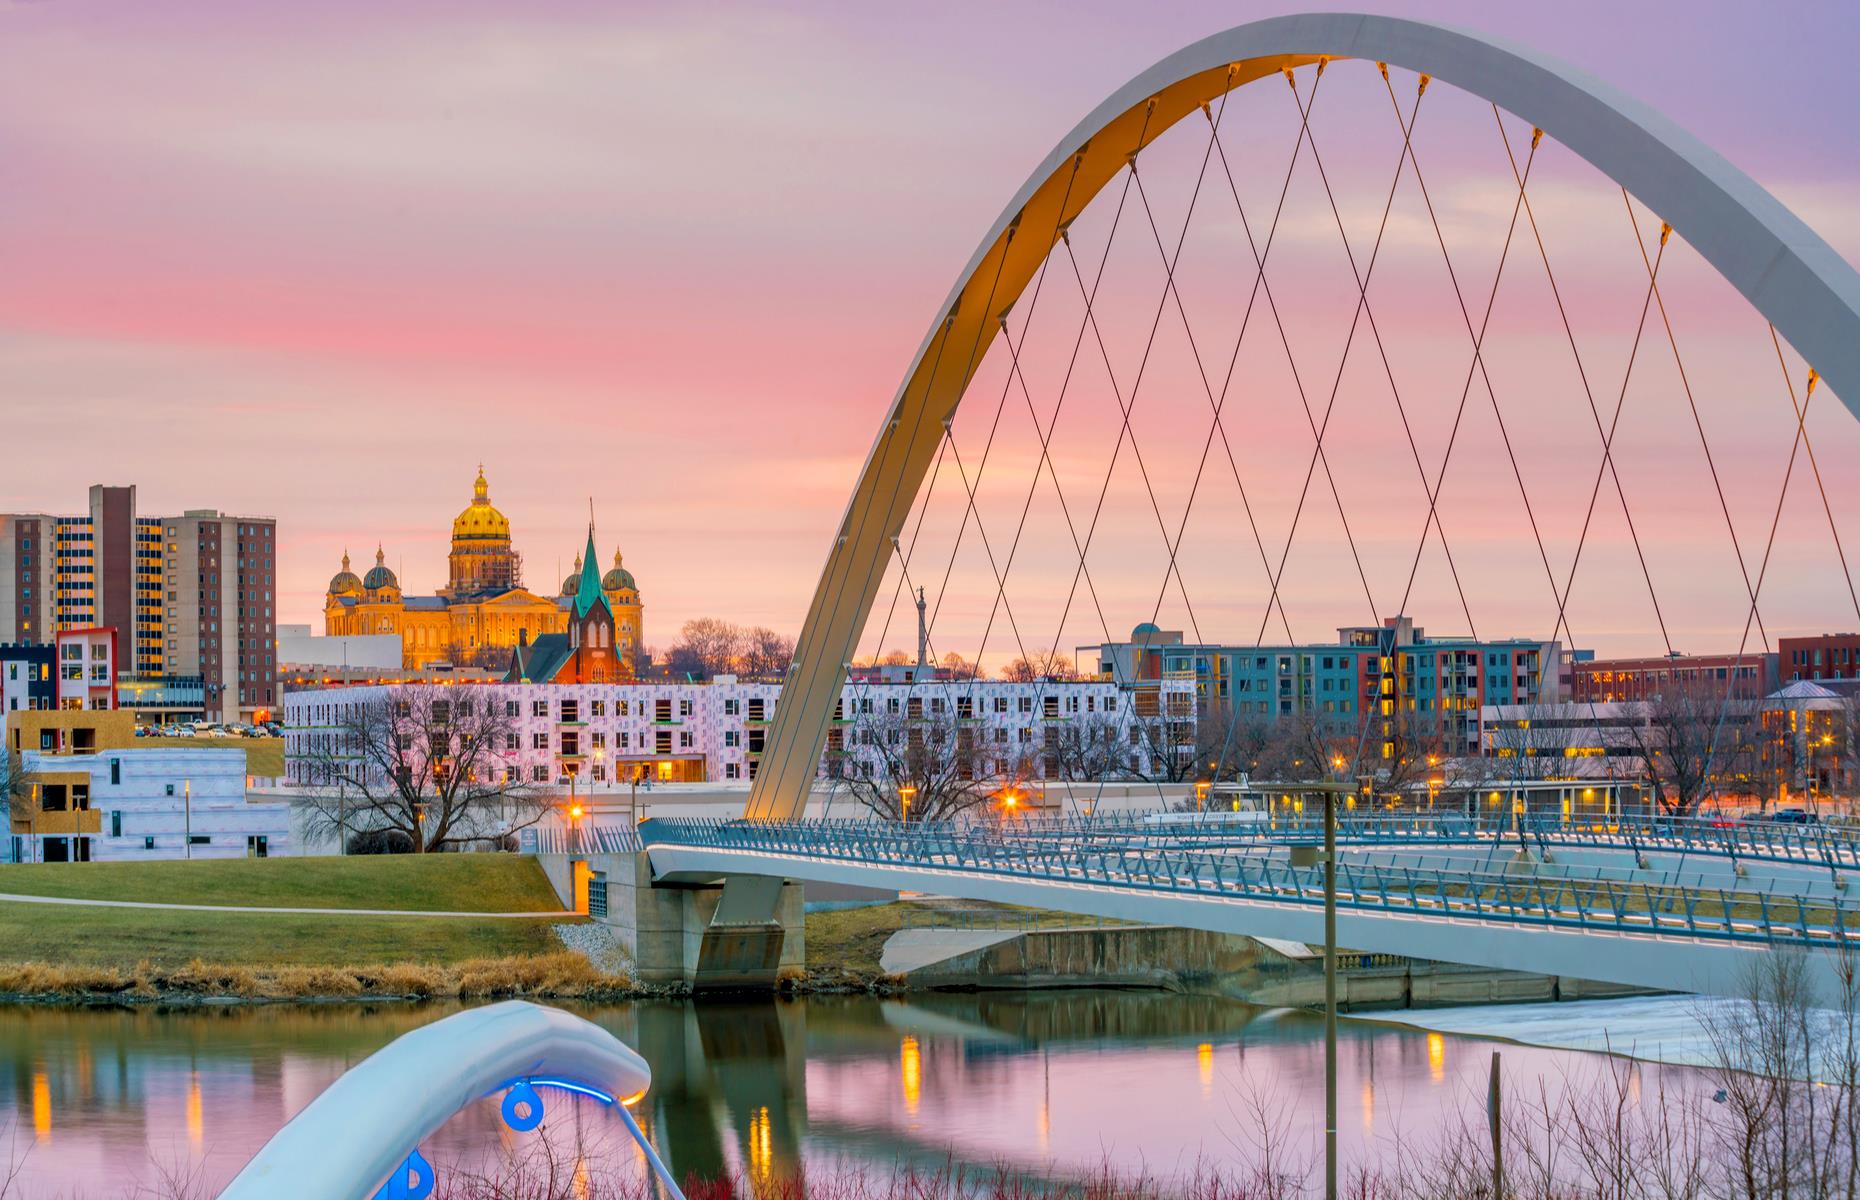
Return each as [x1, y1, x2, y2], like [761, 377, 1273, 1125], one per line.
[0, 992, 1709, 1196]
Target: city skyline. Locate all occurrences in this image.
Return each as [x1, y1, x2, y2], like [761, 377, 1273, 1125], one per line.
[3, 1, 1859, 657]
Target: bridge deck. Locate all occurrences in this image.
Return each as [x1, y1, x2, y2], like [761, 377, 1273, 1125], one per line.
[638, 818, 1860, 1000]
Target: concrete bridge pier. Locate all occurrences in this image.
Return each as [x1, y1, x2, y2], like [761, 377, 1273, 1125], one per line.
[537, 851, 804, 990]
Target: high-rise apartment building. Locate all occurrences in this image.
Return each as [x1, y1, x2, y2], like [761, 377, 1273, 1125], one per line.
[0, 486, 277, 722]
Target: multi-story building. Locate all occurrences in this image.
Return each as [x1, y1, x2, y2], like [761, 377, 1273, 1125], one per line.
[283, 677, 1198, 791]
[54, 627, 117, 711]
[1087, 616, 1561, 757]
[1780, 633, 1860, 683]
[0, 485, 278, 723]
[0, 643, 54, 715]
[1761, 679, 1858, 800]
[3, 709, 290, 862]
[1570, 652, 1777, 704]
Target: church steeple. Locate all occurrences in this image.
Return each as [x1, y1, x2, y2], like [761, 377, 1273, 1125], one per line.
[571, 524, 609, 619]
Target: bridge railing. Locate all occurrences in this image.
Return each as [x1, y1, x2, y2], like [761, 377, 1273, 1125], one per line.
[520, 824, 644, 856]
[982, 811, 1860, 869]
[639, 817, 1860, 952]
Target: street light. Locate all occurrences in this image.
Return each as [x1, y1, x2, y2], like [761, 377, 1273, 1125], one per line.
[1286, 779, 1356, 1200]
[565, 761, 582, 851]
[899, 783, 917, 824]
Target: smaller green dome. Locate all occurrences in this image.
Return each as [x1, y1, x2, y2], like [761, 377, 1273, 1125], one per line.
[328, 551, 362, 595]
[602, 548, 637, 594]
[363, 546, 398, 591]
[561, 555, 583, 596]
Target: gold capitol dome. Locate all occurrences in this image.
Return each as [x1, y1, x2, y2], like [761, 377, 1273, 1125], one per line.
[452, 464, 511, 541]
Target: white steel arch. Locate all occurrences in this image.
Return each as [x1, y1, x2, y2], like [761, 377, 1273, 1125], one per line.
[745, 11, 1860, 821]
[219, 1001, 653, 1199]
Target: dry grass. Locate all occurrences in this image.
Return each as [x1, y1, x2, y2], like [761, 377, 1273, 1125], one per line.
[0, 951, 634, 1002]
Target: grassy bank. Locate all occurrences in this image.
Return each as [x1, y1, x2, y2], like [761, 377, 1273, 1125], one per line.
[0, 903, 569, 968]
[0, 853, 564, 911]
[0, 855, 607, 1002]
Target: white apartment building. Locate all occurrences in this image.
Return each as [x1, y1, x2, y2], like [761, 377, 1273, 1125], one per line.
[6, 746, 291, 863]
[283, 676, 1199, 791]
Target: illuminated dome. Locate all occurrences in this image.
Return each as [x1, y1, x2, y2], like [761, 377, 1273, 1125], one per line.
[602, 549, 637, 593]
[561, 555, 583, 596]
[363, 546, 399, 592]
[328, 551, 362, 596]
[451, 466, 511, 542]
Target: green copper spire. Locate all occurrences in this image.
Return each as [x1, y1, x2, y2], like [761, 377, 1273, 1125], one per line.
[573, 524, 609, 620]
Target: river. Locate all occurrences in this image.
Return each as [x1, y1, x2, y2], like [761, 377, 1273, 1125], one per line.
[0, 992, 1720, 1196]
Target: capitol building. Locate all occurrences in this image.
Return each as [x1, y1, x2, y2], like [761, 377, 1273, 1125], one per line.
[324, 468, 642, 673]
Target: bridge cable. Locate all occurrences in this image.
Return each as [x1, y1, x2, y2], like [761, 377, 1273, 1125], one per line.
[1378, 77, 1563, 667]
[1343, 74, 1543, 778]
[1296, 64, 1481, 643]
[1051, 68, 1341, 798]
[1701, 357, 1824, 794]
[948, 117, 1152, 698]
[1491, 114, 1670, 660]
[1625, 200, 1772, 653]
[851, 108, 1155, 820]
[1200, 61, 1452, 783]
[1124, 71, 1383, 656]
[1055, 139, 1229, 650]
[1769, 325, 1860, 622]
[1042, 90, 1253, 801]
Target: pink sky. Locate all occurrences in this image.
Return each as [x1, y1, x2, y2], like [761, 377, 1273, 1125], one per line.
[2, 0, 1858, 661]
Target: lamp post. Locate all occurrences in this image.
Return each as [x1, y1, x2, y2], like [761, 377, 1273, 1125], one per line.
[1289, 780, 1354, 1200]
[566, 762, 582, 852]
[898, 783, 917, 825]
[184, 779, 192, 861]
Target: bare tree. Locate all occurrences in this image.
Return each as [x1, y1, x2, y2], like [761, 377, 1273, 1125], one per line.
[667, 618, 746, 679]
[739, 626, 795, 679]
[1001, 650, 1077, 682]
[1483, 703, 1590, 781]
[0, 751, 39, 863]
[1625, 679, 1759, 816]
[938, 651, 982, 680]
[833, 703, 1030, 822]
[1122, 689, 1201, 783]
[1048, 711, 1130, 781]
[296, 684, 544, 852]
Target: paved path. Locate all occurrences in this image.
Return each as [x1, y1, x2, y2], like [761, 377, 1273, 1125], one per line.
[0, 892, 576, 918]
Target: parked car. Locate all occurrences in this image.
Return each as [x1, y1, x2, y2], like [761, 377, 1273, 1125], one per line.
[1741, 808, 1820, 825]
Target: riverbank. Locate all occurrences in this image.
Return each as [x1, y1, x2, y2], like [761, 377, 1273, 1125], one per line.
[0, 856, 639, 1004]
